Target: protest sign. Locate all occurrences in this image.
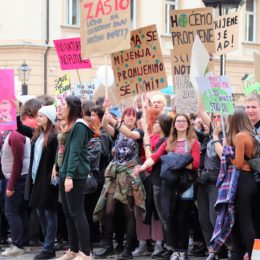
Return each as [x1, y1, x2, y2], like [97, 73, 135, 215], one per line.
[53, 37, 92, 70]
[190, 34, 210, 91]
[54, 74, 72, 109]
[214, 13, 239, 56]
[174, 75, 198, 114]
[80, 0, 131, 59]
[196, 75, 234, 114]
[73, 81, 99, 100]
[112, 24, 167, 98]
[0, 69, 17, 131]
[170, 7, 215, 76]
[254, 52, 260, 83]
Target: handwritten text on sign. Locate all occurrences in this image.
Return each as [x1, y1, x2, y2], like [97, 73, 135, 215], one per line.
[54, 74, 71, 109]
[73, 82, 98, 99]
[196, 76, 234, 114]
[80, 0, 130, 59]
[214, 13, 239, 56]
[170, 8, 215, 76]
[174, 75, 198, 114]
[112, 24, 167, 98]
[54, 37, 92, 70]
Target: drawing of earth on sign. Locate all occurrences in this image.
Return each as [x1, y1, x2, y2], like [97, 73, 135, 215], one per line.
[202, 88, 234, 114]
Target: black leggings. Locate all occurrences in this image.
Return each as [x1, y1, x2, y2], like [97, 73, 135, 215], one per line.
[104, 194, 136, 248]
[231, 171, 257, 259]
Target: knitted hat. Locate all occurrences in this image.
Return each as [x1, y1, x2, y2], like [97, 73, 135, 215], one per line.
[38, 105, 56, 125]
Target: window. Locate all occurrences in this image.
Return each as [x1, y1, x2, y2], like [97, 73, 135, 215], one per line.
[165, 0, 177, 34]
[131, 0, 137, 29]
[67, 0, 80, 26]
[245, 0, 256, 42]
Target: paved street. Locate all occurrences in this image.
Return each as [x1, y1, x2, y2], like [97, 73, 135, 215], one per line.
[0, 246, 209, 260]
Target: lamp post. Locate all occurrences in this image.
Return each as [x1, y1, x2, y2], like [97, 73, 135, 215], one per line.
[17, 61, 31, 95]
[202, 0, 244, 76]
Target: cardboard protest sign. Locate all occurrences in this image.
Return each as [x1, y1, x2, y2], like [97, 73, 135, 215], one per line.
[73, 81, 99, 100]
[254, 52, 260, 83]
[170, 7, 215, 76]
[0, 69, 17, 131]
[54, 37, 92, 70]
[112, 24, 167, 98]
[214, 13, 239, 56]
[196, 75, 234, 114]
[54, 74, 72, 110]
[80, 0, 131, 59]
[174, 75, 198, 114]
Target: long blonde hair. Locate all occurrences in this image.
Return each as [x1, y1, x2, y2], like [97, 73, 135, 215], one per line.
[166, 113, 197, 152]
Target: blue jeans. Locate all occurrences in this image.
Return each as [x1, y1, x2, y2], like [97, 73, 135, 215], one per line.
[5, 175, 29, 248]
[36, 208, 57, 252]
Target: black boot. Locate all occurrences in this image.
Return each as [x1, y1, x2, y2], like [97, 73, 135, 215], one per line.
[95, 245, 114, 259]
[117, 247, 133, 260]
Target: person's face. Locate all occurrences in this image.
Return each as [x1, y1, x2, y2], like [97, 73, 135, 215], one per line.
[91, 111, 101, 126]
[123, 112, 136, 128]
[152, 120, 161, 135]
[152, 99, 164, 113]
[37, 113, 48, 128]
[175, 116, 189, 132]
[61, 101, 69, 120]
[245, 100, 260, 124]
[212, 114, 221, 124]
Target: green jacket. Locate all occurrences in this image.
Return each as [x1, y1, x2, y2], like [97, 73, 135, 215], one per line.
[59, 119, 93, 180]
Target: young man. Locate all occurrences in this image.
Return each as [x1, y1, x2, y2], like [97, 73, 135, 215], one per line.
[245, 93, 260, 133]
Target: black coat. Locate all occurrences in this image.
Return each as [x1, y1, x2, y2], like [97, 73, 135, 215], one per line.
[25, 133, 58, 211]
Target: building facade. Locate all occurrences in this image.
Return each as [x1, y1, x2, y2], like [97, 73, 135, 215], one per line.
[0, 0, 259, 105]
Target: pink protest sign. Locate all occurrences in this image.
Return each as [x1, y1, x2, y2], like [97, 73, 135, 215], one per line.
[53, 37, 92, 70]
[0, 69, 17, 131]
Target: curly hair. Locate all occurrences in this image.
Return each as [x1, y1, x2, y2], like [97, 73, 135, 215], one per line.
[20, 98, 42, 119]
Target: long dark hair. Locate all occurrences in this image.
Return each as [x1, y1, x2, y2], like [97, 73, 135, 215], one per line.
[227, 107, 254, 147]
[166, 113, 197, 152]
[65, 96, 82, 125]
[32, 119, 56, 147]
[158, 114, 173, 137]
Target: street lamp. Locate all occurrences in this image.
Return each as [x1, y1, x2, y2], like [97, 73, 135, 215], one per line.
[17, 61, 31, 95]
[202, 0, 245, 75]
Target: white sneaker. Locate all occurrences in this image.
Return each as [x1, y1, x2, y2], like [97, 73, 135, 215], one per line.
[170, 251, 180, 260]
[132, 244, 151, 257]
[1, 245, 24, 256]
[152, 244, 164, 258]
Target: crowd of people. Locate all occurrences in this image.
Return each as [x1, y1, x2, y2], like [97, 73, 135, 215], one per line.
[0, 92, 259, 260]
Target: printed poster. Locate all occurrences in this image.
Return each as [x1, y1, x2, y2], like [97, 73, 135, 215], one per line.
[0, 69, 17, 131]
[53, 37, 92, 70]
[196, 75, 234, 114]
[54, 74, 72, 110]
[73, 81, 99, 100]
[214, 13, 239, 56]
[80, 0, 131, 59]
[170, 7, 215, 76]
[112, 24, 167, 98]
[174, 75, 198, 114]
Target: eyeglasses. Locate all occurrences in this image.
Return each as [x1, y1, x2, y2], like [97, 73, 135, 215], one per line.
[175, 120, 187, 124]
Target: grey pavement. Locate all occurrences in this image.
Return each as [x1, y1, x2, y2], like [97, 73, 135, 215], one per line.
[0, 246, 208, 260]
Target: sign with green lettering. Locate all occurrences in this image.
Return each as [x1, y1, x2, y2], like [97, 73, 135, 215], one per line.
[196, 76, 234, 114]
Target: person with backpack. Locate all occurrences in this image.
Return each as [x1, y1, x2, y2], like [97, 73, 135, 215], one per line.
[134, 114, 200, 260]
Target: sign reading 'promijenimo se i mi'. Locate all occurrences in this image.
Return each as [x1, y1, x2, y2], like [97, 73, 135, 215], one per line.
[112, 24, 167, 98]
[80, 0, 131, 59]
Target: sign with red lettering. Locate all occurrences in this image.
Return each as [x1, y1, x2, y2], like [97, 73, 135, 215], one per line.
[53, 37, 92, 70]
[214, 13, 239, 56]
[80, 0, 131, 58]
[170, 7, 215, 76]
[0, 69, 17, 131]
[111, 24, 167, 98]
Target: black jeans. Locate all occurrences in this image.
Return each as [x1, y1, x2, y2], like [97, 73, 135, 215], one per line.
[197, 183, 218, 246]
[59, 179, 90, 255]
[231, 171, 257, 259]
